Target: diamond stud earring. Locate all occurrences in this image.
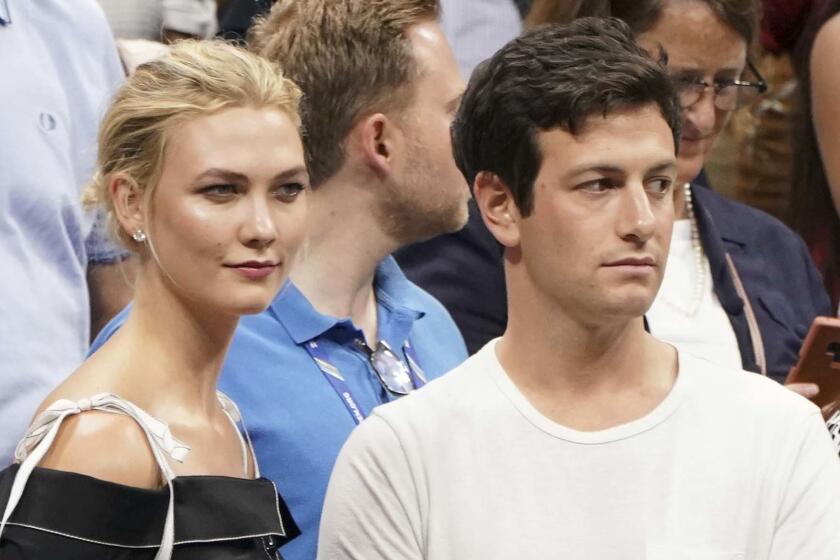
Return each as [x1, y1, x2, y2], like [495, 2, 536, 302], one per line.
[132, 229, 147, 243]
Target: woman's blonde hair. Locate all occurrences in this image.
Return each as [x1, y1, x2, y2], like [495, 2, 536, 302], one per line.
[84, 39, 303, 248]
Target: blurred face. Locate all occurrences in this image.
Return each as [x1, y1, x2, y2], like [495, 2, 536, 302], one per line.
[517, 105, 678, 323]
[146, 106, 309, 316]
[637, 0, 747, 183]
[378, 20, 470, 243]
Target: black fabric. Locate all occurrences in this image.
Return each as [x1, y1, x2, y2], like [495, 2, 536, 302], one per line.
[511, 0, 532, 19]
[216, 0, 273, 42]
[0, 464, 299, 559]
[396, 185, 830, 382]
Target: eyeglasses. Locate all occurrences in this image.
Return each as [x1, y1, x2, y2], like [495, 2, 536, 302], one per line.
[354, 339, 415, 395]
[671, 60, 768, 111]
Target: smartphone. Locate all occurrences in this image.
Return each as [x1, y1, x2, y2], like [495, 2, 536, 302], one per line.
[787, 316, 840, 411]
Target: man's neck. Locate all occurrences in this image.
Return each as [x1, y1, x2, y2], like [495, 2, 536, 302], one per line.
[497, 270, 677, 431]
[291, 178, 398, 344]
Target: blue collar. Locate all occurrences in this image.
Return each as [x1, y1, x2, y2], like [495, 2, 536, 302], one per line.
[269, 256, 425, 345]
[0, 0, 11, 25]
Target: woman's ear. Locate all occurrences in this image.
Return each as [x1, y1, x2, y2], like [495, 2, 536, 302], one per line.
[109, 173, 147, 242]
[473, 171, 521, 248]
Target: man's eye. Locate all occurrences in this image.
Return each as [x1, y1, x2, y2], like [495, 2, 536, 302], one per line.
[275, 183, 306, 201]
[647, 178, 673, 195]
[580, 179, 614, 193]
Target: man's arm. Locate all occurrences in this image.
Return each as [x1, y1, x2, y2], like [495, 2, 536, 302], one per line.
[769, 412, 840, 559]
[317, 415, 425, 560]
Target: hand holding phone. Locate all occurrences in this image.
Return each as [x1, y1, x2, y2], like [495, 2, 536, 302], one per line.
[787, 316, 840, 417]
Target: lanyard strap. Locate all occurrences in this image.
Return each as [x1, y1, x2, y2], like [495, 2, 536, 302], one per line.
[304, 338, 426, 425]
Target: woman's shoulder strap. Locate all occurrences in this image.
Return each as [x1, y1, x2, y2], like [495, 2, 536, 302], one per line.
[216, 391, 260, 478]
[1, 394, 189, 560]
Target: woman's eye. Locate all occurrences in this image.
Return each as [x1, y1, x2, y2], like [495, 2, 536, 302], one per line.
[201, 184, 238, 198]
[275, 183, 306, 201]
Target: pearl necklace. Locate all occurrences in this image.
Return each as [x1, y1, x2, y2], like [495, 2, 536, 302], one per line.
[660, 183, 706, 316]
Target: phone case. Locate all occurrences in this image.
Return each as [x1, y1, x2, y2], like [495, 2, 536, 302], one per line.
[787, 316, 840, 410]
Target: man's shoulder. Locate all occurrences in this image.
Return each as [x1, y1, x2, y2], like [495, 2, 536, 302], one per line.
[371, 345, 495, 426]
[679, 352, 820, 422]
[387, 262, 469, 363]
[402, 277, 461, 327]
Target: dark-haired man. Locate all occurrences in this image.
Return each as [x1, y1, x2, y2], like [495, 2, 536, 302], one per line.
[318, 18, 840, 559]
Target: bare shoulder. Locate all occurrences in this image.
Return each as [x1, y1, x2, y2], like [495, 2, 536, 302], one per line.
[812, 14, 840, 70]
[37, 409, 162, 489]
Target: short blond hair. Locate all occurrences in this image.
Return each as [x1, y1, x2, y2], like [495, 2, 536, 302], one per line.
[249, 0, 439, 186]
[84, 39, 303, 248]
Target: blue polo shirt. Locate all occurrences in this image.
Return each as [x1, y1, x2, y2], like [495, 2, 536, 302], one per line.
[90, 257, 468, 559]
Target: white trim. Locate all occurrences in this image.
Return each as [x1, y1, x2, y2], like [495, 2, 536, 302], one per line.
[725, 254, 768, 375]
[2, 521, 287, 548]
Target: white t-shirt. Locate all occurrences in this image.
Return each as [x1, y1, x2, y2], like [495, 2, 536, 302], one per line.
[648, 220, 742, 370]
[318, 341, 840, 560]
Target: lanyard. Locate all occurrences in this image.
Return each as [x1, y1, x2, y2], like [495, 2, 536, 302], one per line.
[303, 338, 427, 425]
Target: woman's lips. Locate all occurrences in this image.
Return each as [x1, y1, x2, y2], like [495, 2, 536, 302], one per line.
[225, 261, 280, 280]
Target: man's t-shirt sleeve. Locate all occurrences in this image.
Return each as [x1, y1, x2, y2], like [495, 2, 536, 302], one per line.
[770, 412, 840, 559]
[317, 414, 424, 560]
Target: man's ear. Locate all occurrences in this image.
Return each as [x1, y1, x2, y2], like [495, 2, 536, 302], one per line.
[109, 173, 147, 241]
[473, 171, 521, 248]
[353, 112, 405, 179]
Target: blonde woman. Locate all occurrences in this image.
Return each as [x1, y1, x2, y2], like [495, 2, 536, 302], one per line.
[0, 40, 308, 559]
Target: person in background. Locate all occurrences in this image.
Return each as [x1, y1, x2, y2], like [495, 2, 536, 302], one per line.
[0, 39, 305, 559]
[398, 0, 832, 393]
[790, 0, 840, 309]
[318, 19, 840, 559]
[216, 0, 272, 42]
[97, 0, 218, 42]
[699, 0, 818, 221]
[96, 0, 219, 73]
[92, 0, 470, 557]
[440, 0, 525, 78]
[0, 0, 131, 466]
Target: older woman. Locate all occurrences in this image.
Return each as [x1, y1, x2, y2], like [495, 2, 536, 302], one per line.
[398, 0, 831, 390]
[0, 40, 308, 559]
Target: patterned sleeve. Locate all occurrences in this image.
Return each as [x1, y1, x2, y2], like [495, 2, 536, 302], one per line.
[827, 408, 840, 458]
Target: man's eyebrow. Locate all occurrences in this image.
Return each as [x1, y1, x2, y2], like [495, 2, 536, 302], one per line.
[646, 161, 678, 174]
[563, 160, 677, 179]
[564, 164, 626, 178]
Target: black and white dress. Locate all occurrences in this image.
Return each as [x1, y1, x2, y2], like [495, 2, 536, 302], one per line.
[0, 393, 298, 559]
[828, 408, 840, 458]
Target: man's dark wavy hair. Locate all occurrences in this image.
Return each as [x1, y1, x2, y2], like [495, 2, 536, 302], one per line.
[451, 16, 682, 216]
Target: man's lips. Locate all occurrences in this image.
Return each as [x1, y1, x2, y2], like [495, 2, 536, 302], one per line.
[603, 256, 656, 267]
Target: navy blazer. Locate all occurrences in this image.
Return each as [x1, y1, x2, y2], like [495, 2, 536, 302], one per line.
[690, 185, 831, 382]
[395, 185, 831, 383]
